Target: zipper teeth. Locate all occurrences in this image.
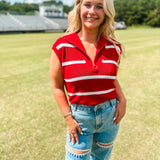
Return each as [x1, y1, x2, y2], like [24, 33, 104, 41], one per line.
[94, 47, 105, 62]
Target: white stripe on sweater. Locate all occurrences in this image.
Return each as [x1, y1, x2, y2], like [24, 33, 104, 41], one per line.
[68, 88, 115, 96]
[105, 45, 121, 53]
[62, 60, 86, 66]
[102, 60, 118, 67]
[56, 43, 75, 50]
[65, 75, 116, 82]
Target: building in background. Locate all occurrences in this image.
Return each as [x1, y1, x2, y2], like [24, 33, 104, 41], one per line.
[0, 0, 67, 33]
[0, 0, 126, 33]
[39, 0, 63, 17]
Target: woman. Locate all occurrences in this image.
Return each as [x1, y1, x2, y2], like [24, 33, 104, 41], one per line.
[50, 0, 126, 159]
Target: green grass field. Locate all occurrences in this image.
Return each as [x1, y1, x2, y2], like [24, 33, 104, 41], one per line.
[0, 27, 160, 160]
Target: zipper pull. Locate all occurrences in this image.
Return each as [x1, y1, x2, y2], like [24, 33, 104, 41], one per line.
[93, 62, 97, 69]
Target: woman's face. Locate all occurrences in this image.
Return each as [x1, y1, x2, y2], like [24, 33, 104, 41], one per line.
[80, 0, 105, 31]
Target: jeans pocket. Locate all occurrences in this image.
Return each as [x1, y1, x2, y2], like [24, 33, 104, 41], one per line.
[101, 99, 117, 126]
[110, 98, 118, 109]
[70, 105, 95, 132]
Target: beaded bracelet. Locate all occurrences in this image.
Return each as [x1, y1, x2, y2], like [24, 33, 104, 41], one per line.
[64, 112, 72, 118]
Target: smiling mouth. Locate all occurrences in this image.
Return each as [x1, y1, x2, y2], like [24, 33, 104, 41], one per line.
[85, 17, 99, 21]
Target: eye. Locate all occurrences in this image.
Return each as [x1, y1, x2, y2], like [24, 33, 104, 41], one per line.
[96, 5, 103, 9]
[84, 3, 91, 8]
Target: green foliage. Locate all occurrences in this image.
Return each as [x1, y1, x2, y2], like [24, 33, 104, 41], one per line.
[43, 0, 63, 6]
[145, 8, 160, 27]
[63, 5, 73, 14]
[0, 1, 10, 12]
[114, 0, 160, 27]
[0, 2, 38, 15]
[9, 3, 38, 13]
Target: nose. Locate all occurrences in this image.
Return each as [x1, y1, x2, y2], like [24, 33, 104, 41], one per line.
[89, 6, 96, 14]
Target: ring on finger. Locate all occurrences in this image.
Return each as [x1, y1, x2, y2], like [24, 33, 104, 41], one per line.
[70, 133, 74, 138]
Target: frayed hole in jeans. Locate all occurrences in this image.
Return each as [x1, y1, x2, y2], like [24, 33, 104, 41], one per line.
[96, 142, 113, 149]
[66, 145, 91, 157]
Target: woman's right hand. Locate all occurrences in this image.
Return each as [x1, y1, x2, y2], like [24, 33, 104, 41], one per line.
[65, 115, 82, 144]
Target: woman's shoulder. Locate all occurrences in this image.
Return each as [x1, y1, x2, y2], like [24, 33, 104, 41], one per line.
[52, 32, 77, 51]
[54, 32, 77, 43]
[102, 35, 122, 55]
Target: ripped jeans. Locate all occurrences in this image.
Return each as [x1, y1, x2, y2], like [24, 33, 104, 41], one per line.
[65, 98, 120, 160]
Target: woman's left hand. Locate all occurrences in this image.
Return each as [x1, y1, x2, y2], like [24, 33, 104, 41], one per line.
[114, 99, 126, 125]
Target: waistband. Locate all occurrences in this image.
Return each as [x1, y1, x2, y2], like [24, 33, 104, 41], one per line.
[70, 98, 117, 111]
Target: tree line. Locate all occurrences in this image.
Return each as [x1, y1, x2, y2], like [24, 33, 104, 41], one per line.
[0, 0, 159, 27]
[0, 0, 73, 16]
[114, 0, 160, 27]
[0, 1, 39, 15]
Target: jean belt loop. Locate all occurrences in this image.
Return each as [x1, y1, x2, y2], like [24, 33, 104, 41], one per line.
[94, 104, 99, 111]
[109, 99, 114, 107]
[73, 103, 77, 112]
[70, 103, 76, 112]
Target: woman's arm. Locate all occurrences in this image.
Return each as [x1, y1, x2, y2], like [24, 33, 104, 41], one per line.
[50, 51, 82, 143]
[114, 79, 127, 125]
[50, 51, 70, 115]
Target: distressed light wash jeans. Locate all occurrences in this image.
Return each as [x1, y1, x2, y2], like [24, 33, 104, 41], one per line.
[65, 98, 120, 160]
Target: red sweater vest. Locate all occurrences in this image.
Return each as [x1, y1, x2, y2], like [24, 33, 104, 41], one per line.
[52, 32, 122, 105]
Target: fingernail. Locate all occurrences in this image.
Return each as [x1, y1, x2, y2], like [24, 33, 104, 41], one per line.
[113, 117, 116, 121]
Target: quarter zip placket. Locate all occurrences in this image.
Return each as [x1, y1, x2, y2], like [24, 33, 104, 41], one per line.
[75, 44, 106, 71]
[92, 46, 105, 69]
[63, 35, 106, 70]
[76, 47, 101, 70]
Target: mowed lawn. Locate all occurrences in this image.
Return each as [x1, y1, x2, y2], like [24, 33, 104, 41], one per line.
[0, 27, 160, 160]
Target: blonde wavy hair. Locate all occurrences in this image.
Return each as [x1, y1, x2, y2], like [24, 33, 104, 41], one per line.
[66, 0, 122, 60]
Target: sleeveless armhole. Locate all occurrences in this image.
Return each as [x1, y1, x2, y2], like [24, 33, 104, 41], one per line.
[52, 38, 63, 65]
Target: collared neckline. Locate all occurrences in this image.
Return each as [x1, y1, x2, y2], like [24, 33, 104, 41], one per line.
[62, 32, 110, 54]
